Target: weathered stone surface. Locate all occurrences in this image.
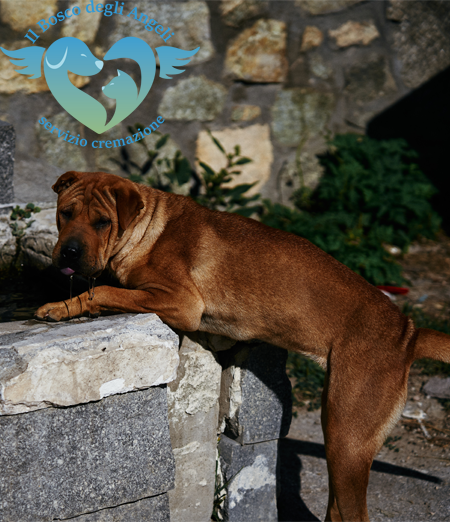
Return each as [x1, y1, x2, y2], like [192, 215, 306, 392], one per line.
[19, 207, 57, 269]
[423, 376, 450, 399]
[159, 75, 227, 121]
[296, 0, 364, 15]
[11, 158, 61, 204]
[1, 0, 58, 32]
[0, 218, 16, 268]
[309, 52, 333, 80]
[61, 0, 105, 44]
[69, 494, 170, 521]
[109, 1, 214, 65]
[0, 386, 175, 522]
[220, 0, 268, 27]
[271, 88, 335, 147]
[329, 20, 380, 48]
[300, 26, 324, 52]
[0, 120, 15, 205]
[0, 313, 179, 414]
[389, 0, 450, 89]
[231, 104, 261, 121]
[345, 54, 397, 103]
[219, 435, 278, 522]
[224, 19, 288, 83]
[196, 124, 273, 196]
[167, 333, 222, 522]
[219, 343, 292, 445]
[35, 111, 88, 171]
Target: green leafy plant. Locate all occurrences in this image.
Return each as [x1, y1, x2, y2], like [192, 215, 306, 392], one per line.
[117, 125, 262, 217]
[262, 135, 440, 286]
[287, 353, 325, 412]
[9, 203, 41, 237]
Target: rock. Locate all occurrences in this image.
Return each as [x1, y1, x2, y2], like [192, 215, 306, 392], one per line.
[11, 157, 61, 204]
[345, 54, 397, 103]
[61, 0, 104, 44]
[309, 52, 333, 80]
[1, 0, 58, 31]
[423, 376, 450, 399]
[271, 88, 335, 147]
[231, 104, 261, 122]
[0, 386, 175, 522]
[389, 0, 450, 89]
[0, 120, 15, 205]
[218, 435, 278, 522]
[220, 0, 268, 27]
[158, 75, 227, 121]
[300, 26, 324, 52]
[219, 343, 292, 445]
[167, 333, 222, 522]
[93, 125, 126, 176]
[68, 494, 170, 521]
[0, 313, 179, 415]
[329, 20, 380, 48]
[18, 207, 58, 270]
[296, 0, 365, 15]
[0, 218, 16, 268]
[224, 19, 288, 83]
[196, 124, 273, 196]
[35, 112, 88, 171]
[109, 1, 214, 65]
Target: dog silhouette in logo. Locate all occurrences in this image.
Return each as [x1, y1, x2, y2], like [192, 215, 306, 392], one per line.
[1, 37, 199, 134]
[102, 70, 138, 131]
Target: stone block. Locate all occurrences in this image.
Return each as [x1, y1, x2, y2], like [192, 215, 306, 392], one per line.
[0, 386, 175, 522]
[19, 207, 58, 270]
[219, 343, 292, 445]
[0, 217, 17, 268]
[109, 1, 214, 65]
[158, 75, 227, 121]
[296, 0, 364, 15]
[271, 88, 335, 147]
[300, 26, 324, 52]
[0, 313, 179, 414]
[329, 20, 380, 48]
[224, 19, 288, 83]
[1, 0, 58, 31]
[390, 0, 450, 89]
[69, 494, 170, 521]
[218, 435, 278, 522]
[0, 120, 15, 206]
[231, 105, 261, 122]
[220, 0, 268, 28]
[196, 124, 273, 196]
[167, 332, 222, 522]
[61, 0, 105, 44]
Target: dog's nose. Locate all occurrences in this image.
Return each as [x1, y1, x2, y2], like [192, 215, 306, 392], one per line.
[95, 60, 103, 70]
[61, 245, 81, 262]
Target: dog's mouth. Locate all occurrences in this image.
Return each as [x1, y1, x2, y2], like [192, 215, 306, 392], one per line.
[61, 267, 76, 276]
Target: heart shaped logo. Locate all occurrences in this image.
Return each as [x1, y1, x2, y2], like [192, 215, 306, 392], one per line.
[1, 37, 199, 135]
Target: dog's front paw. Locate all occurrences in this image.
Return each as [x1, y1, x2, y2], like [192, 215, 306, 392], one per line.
[35, 301, 70, 322]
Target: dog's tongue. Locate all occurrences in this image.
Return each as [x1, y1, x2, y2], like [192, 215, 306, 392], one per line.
[61, 267, 75, 276]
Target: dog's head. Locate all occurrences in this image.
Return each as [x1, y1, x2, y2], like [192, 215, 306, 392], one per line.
[52, 171, 144, 278]
[45, 37, 103, 76]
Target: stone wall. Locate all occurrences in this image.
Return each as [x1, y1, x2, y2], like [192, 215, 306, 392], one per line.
[0, 313, 292, 521]
[1, 0, 449, 206]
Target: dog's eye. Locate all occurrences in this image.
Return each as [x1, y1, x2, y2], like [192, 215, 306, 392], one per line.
[61, 209, 72, 219]
[96, 217, 111, 228]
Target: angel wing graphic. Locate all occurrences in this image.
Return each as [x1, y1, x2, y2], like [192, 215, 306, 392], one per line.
[0, 37, 199, 134]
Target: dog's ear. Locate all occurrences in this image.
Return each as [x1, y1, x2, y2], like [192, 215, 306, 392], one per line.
[114, 183, 144, 231]
[52, 171, 80, 194]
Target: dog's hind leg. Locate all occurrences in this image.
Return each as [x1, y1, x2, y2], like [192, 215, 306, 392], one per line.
[321, 352, 409, 522]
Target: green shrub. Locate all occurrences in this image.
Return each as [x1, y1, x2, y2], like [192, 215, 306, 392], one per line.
[261, 134, 440, 286]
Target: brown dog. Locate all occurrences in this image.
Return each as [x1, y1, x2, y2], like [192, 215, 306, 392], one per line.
[36, 171, 450, 521]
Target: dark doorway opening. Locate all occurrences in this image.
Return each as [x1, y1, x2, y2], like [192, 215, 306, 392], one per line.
[367, 65, 450, 233]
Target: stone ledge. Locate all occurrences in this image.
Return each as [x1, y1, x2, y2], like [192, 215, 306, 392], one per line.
[0, 313, 179, 415]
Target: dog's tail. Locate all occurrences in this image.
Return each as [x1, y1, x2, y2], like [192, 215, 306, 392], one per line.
[413, 328, 450, 363]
